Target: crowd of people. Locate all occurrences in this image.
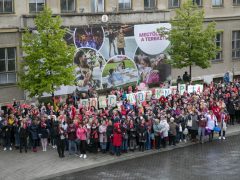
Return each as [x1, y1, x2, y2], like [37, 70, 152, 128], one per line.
[0, 80, 240, 159]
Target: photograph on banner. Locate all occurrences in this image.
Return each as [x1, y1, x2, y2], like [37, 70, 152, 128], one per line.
[101, 55, 139, 88]
[74, 48, 106, 91]
[74, 26, 104, 50]
[100, 24, 137, 59]
[134, 48, 171, 85]
[98, 96, 107, 109]
[64, 27, 75, 45]
[108, 95, 117, 107]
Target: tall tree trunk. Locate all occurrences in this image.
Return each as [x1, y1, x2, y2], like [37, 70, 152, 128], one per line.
[189, 65, 192, 83]
[51, 84, 54, 105]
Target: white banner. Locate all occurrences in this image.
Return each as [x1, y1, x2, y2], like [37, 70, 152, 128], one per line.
[134, 23, 171, 55]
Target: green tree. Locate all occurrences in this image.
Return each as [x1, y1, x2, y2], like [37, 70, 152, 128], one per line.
[19, 7, 75, 101]
[158, 0, 219, 80]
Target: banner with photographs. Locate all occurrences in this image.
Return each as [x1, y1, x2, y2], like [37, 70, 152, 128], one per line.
[65, 23, 171, 92]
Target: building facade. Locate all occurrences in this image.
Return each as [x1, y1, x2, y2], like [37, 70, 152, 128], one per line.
[0, 0, 240, 103]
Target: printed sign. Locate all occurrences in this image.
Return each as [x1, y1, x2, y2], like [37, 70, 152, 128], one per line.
[108, 95, 117, 107]
[98, 96, 107, 109]
[126, 93, 136, 104]
[89, 98, 98, 109]
[80, 99, 89, 107]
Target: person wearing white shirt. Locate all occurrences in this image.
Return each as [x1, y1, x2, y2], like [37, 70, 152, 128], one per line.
[206, 110, 218, 142]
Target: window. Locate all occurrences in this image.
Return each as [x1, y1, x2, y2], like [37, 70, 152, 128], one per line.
[0, 47, 16, 84]
[91, 0, 104, 13]
[29, 0, 45, 13]
[213, 33, 223, 61]
[193, 0, 202, 6]
[232, 31, 240, 59]
[144, 0, 156, 9]
[212, 0, 223, 6]
[61, 0, 75, 13]
[118, 0, 131, 11]
[168, 0, 180, 8]
[0, 0, 14, 13]
[233, 0, 240, 6]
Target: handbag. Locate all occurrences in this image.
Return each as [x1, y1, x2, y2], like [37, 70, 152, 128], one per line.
[187, 120, 192, 127]
[183, 128, 188, 135]
[179, 124, 183, 132]
[205, 128, 211, 135]
[213, 126, 221, 133]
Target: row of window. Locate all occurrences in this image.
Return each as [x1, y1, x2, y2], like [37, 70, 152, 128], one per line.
[0, 31, 239, 84]
[1, 0, 240, 14]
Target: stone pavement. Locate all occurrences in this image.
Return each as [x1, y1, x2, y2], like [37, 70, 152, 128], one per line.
[1, 125, 240, 180]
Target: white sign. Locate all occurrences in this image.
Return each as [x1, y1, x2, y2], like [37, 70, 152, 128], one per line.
[101, 15, 108, 22]
[108, 95, 117, 107]
[178, 84, 186, 95]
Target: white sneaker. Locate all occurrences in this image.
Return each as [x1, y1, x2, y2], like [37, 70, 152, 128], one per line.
[179, 140, 182, 143]
[9, 147, 12, 151]
[79, 154, 83, 158]
[83, 154, 87, 159]
[223, 137, 226, 140]
[219, 137, 222, 140]
[3, 147, 7, 151]
[184, 139, 187, 143]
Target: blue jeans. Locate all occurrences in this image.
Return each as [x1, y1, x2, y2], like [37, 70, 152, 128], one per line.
[198, 127, 205, 142]
[145, 132, 151, 150]
[15, 133, 20, 147]
[65, 139, 69, 151]
[115, 146, 121, 156]
[4, 136, 11, 149]
[100, 142, 107, 150]
[121, 139, 128, 151]
[68, 140, 77, 155]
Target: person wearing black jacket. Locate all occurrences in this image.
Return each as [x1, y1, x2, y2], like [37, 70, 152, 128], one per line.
[227, 98, 235, 125]
[39, 120, 49, 152]
[2, 121, 13, 151]
[29, 119, 39, 152]
[56, 124, 67, 158]
[137, 120, 147, 152]
[129, 120, 137, 151]
[19, 121, 29, 153]
[106, 120, 114, 154]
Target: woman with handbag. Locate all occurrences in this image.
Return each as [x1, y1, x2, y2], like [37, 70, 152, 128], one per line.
[206, 110, 218, 142]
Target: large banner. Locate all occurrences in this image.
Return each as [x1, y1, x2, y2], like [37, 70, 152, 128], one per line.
[64, 23, 171, 92]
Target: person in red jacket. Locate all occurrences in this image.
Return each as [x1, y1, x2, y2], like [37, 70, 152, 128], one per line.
[113, 122, 122, 156]
[211, 102, 221, 122]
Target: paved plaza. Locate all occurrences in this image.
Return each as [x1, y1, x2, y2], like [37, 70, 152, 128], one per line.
[0, 125, 240, 180]
[50, 134, 240, 180]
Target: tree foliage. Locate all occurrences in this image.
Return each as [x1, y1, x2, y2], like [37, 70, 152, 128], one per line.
[19, 7, 75, 98]
[158, 0, 219, 76]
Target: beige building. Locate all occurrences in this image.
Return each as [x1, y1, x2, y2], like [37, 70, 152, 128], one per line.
[0, 0, 240, 103]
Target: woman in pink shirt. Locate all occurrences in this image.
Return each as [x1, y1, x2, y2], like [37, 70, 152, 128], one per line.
[76, 123, 87, 159]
